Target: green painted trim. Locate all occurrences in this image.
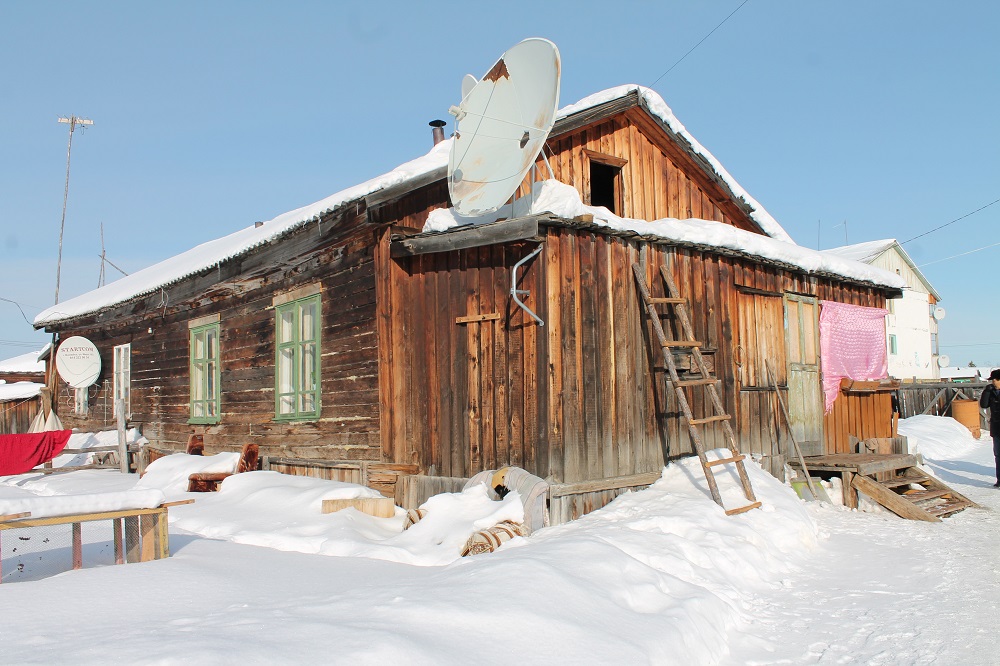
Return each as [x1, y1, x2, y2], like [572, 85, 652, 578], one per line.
[273, 293, 322, 420]
[189, 321, 221, 423]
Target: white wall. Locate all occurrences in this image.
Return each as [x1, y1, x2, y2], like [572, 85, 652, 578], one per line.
[872, 249, 940, 380]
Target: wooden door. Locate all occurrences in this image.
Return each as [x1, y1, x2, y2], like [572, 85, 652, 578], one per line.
[735, 290, 785, 458]
[784, 294, 823, 455]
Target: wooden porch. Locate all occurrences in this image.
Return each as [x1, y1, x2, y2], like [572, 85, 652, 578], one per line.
[789, 453, 977, 521]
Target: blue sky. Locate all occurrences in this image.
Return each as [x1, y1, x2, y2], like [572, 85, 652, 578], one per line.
[1, 2, 997, 365]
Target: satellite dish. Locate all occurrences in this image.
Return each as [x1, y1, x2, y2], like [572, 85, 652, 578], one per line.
[937, 355, 950, 368]
[448, 38, 561, 216]
[55, 336, 101, 389]
[461, 74, 478, 100]
[933, 306, 946, 320]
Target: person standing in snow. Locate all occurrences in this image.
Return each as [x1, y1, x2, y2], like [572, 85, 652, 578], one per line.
[978, 368, 1000, 487]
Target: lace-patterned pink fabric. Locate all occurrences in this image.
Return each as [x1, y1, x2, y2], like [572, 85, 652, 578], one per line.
[819, 301, 888, 413]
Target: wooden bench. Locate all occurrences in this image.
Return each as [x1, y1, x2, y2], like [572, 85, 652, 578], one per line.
[187, 442, 259, 492]
[0, 500, 192, 582]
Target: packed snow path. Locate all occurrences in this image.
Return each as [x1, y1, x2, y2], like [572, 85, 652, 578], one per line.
[727, 472, 999, 664]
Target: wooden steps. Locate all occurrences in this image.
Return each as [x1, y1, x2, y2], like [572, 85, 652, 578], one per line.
[851, 466, 979, 522]
[633, 262, 760, 516]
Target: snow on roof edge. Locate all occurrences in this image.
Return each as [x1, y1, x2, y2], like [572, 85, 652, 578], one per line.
[36, 85, 797, 327]
[823, 239, 940, 300]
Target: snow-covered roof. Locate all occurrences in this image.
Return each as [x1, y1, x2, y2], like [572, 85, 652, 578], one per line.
[427, 180, 906, 290]
[823, 239, 896, 263]
[823, 239, 940, 300]
[938, 366, 985, 381]
[0, 381, 43, 402]
[0, 349, 46, 374]
[35, 86, 827, 328]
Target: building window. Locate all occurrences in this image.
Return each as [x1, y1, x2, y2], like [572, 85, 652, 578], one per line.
[886, 299, 895, 314]
[190, 321, 221, 424]
[584, 149, 627, 215]
[889, 334, 898, 355]
[113, 343, 131, 419]
[275, 293, 321, 420]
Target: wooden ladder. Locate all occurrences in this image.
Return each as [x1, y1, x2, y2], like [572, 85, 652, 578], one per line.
[633, 262, 761, 516]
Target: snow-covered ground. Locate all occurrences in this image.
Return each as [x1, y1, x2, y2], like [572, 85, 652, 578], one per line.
[0, 415, 996, 664]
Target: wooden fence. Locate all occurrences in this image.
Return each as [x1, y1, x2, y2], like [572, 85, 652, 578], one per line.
[896, 381, 987, 426]
[0, 396, 40, 435]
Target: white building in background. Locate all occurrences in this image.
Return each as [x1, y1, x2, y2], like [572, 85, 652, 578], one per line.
[823, 239, 943, 380]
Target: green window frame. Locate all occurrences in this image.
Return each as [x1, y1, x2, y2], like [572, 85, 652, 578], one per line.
[275, 293, 321, 420]
[189, 322, 221, 424]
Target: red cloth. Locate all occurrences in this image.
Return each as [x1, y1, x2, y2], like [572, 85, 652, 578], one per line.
[0, 430, 72, 475]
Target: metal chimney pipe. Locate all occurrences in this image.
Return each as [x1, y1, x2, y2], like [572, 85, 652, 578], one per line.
[429, 119, 446, 146]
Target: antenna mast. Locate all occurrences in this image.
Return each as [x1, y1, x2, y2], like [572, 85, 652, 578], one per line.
[54, 115, 94, 305]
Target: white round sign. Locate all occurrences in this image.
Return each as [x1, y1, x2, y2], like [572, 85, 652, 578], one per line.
[55, 336, 102, 389]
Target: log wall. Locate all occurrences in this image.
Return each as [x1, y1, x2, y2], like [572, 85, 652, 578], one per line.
[51, 207, 384, 462]
[381, 221, 888, 486]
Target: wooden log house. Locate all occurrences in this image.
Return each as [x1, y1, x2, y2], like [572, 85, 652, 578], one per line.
[34, 86, 904, 519]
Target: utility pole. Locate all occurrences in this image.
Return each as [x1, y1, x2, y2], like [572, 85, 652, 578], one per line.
[54, 115, 94, 305]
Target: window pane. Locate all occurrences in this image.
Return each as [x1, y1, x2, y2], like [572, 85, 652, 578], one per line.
[193, 331, 205, 359]
[279, 310, 295, 343]
[207, 329, 216, 358]
[193, 364, 204, 401]
[279, 395, 294, 414]
[300, 343, 316, 391]
[279, 347, 294, 393]
[300, 302, 316, 341]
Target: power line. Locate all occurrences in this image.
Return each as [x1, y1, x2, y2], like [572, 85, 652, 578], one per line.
[900, 196, 1000, 245]
[0, 297, 34, 326]
[917, 239, 1000, 268]
[939, 342, 1000, 349]
[0, 339, 45, 349]
[649, 0, 751, 89]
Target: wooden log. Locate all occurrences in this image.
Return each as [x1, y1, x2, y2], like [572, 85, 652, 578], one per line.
[321, 498, 396, 518]
[113, 518, 124, 565]
[117, 398, 129, 474]
[72, 522, 83, 570]
[140, 514, 157, 562]
[124, 515, 140, 563]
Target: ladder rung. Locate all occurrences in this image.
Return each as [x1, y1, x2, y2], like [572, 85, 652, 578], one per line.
[648, 297, 686, 304]
[704, 455, 744, 468]
[725, 501, 762, 516]
[661, 340, 701, 348]
[689, 415, 732, 425]
[674, 378, 718, 388]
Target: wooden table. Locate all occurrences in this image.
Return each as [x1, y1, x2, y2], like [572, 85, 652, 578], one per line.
[0, 500, 190, 582]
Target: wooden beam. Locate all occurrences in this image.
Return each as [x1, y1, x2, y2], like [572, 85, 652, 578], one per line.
[321, 498, 396, 518]
[390, 216, 541, 257]
[0, 507, 167, 531]
[455, 313, 502, 325]
[851, 474, 940, 522]
[548, 471, 662, 498]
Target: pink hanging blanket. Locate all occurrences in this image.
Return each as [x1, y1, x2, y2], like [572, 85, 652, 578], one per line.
[0, 430, 72, 475]
[819, 302, 888, 413]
